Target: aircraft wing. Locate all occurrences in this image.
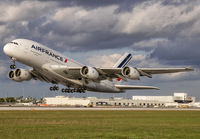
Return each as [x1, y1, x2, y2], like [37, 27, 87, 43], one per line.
[28, 65, 194, 91]
[98, 67, 194, 75]
[136, 68, 194, 78]
[137, 68, 194, 74]
[115, 85, 159, 90]
[29, 69, 53, 83]
[48, 65, 123, 80]
[29, 67, 84, 88]
[96, 67, 194, 79]
[48, 65, 194, 81]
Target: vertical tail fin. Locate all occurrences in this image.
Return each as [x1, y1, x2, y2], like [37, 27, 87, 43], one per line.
[113, 52, 132, 84]
[113, 52, 132, 68]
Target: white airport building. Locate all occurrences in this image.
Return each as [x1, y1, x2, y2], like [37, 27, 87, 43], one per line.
[43, 93, 195, 107]
[43, 96, 90, 106]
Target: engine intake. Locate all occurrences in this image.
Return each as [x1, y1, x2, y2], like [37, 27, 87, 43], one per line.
[8, 70, 14, 79]
[8, 68, 32, 82]
[122, 66, 140, 80]
[80, 66, 99, 80]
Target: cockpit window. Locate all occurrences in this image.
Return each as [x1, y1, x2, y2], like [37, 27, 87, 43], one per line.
[10, 42, 18, 45]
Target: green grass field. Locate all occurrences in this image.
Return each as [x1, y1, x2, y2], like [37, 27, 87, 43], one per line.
[0, 110, 199, 139]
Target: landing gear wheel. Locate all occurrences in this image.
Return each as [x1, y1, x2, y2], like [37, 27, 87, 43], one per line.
[65, 89, 69, 93]
[61, 87, 86, 93]
[78, 90, 82, 93]
[61, 88, 65, 93]
[50, 86, 59, 91]
[10, 57, 17, 69]
[10, 65, 16, 69]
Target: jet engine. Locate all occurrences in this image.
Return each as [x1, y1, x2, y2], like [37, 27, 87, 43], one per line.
[8, 68, 32, 82]
[80, 66, 99, 80]
[122, 66, 140, 80]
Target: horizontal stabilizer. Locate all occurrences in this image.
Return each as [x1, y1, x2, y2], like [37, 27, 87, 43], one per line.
[115, 85, 159, 90]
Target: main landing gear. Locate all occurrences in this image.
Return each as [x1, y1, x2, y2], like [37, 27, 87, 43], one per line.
[61, 87, 86, 93]
[50, 85, 59, 91]
[49, 85, 86, 93]
[10, 57, 17, 69]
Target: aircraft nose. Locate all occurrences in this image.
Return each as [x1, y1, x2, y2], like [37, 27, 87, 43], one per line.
[3, 44, 12, 57]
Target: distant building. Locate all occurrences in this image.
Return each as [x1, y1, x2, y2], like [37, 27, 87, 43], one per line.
[43, 93, 195, 107]
[133, 93, 195, 103]
[132, 96, 174, 103]
[44, 96, 90, 106]
[174, 93, 195, 103]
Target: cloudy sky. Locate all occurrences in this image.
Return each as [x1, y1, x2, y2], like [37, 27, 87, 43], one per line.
[0, 0, 200, 100]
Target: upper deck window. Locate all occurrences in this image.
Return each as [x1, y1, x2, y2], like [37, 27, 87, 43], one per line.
[10, 42, 18, 45]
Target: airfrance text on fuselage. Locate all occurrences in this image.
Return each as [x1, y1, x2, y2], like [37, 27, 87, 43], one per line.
[31, 45, 63, 62]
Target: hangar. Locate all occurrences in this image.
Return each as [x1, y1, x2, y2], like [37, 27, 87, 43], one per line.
[43, 93, 195, 107]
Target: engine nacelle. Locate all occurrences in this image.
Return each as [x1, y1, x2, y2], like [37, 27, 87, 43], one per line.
[122, 66, 140, 80]
[8, 70, 22, 82]
[80, 66, 99, 80]
[8, 68, 32, 82]
[15, 68, 32, 81]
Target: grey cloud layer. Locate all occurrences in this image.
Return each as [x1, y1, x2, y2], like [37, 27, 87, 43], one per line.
[0, 0, 200, 67]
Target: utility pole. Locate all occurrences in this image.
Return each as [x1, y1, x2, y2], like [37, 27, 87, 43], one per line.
[22, 88, 24, 99]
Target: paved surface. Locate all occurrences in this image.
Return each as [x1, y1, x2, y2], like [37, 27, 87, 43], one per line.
[0, 106, 200, 111]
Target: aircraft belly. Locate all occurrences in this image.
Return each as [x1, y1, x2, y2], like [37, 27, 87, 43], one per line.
[89, 82, 123, 93]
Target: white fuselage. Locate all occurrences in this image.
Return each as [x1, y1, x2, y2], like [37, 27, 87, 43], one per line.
[3, 39, 123, 93]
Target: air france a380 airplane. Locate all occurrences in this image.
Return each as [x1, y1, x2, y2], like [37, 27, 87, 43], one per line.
[3, 39, 194, 93]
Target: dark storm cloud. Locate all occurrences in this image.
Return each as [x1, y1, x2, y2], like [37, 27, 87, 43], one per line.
[57, 0, 145, 11]
[150, 38, 200, 66]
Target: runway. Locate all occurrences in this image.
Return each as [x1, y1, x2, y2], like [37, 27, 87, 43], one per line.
[0, 106, 200, 111]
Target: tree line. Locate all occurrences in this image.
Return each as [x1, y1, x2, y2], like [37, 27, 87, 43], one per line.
[0, 96, 43, 104]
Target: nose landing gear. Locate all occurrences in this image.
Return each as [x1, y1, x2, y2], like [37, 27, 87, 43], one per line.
[10, 57, 17, 69]
[10, 65, 16, 69]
